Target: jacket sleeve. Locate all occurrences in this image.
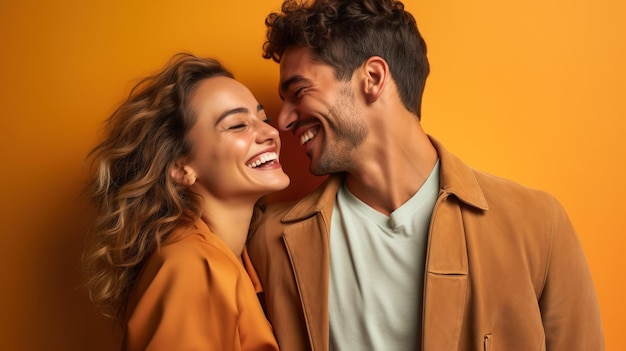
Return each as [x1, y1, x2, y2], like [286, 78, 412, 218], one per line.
[124, 244, 241, 351]
[539, 196, 605, 350]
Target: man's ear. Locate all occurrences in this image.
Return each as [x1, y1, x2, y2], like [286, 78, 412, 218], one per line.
[361, 56, 389, 104]
[170, 159, 197, 186]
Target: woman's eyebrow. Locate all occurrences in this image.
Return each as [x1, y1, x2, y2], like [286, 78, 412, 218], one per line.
[215, 104, 264, 125]
[215, 107, 249, 125]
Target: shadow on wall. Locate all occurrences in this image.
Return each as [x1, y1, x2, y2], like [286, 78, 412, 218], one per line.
[12, 168, 121, 350]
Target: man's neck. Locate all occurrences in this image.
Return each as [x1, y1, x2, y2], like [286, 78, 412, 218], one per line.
[344, 123, 438, 216]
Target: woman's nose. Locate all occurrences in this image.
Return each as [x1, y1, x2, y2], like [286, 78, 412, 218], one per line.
[256, 118, 280, 142]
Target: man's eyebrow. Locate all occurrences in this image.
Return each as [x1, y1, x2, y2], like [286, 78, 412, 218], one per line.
[257, 104, 264, 112]
[279, 75, 308, 96]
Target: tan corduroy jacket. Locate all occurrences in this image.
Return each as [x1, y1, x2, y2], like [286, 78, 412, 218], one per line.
[248, 137, 604, 351]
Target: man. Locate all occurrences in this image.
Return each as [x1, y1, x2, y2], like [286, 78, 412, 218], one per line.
[248, 0, 605, 350]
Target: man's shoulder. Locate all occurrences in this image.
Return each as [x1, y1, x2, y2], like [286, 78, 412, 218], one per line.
[434, 138, 555, 212]
[464, 167, 568, 230]
[263, 175, 342, 221]
[249, 176, 340, 248]
[264, 200, 299, 216]
[471, 167, 554, 203]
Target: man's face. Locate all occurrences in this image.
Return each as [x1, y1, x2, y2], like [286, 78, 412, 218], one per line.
[277, 47, 367, 175]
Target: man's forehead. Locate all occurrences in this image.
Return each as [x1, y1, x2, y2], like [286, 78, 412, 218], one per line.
[279, 49, 311, 85]
[280, 47, 312, 71]
[280, 47, 330, 79]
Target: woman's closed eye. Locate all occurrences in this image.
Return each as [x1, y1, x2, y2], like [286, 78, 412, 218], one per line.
[228, 123, 247, 130]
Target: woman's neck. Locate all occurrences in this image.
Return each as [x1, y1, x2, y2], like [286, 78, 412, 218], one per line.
[201, 199, 255, 258]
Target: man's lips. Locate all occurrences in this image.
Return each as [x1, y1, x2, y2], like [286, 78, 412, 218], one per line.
[298, 125, 320, 146]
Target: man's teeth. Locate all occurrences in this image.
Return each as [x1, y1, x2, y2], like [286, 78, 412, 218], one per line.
[300, 128, 317, 145]
[247, 152, 278, 168]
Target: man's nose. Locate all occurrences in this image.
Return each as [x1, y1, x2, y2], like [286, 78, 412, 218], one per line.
[277, 102, 297, 132]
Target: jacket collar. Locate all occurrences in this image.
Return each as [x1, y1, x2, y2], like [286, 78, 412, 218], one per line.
[281, 175, 343, 223]
[282, 135, 488, 222]
[430, 136, 489, 210]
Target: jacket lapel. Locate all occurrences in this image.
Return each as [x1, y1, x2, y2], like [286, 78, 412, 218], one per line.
[422, 194, 468, 350]
[281, 176, 342, 351]
[422, 136, 489, 350]
[283, 219, 329, 351]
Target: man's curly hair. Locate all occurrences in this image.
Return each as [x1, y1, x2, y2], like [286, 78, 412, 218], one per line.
[263, 0, 430, 119]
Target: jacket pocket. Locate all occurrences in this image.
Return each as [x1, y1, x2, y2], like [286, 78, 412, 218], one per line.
[484, 334, 492, 351]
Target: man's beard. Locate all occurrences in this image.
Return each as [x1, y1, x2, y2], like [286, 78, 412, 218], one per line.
[310, 85, 367, 176]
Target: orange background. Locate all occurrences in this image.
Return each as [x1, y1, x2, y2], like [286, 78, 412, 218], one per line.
[0, 0, 624, 350]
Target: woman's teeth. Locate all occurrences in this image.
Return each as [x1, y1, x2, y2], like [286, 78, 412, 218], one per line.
[247, 152, 278, 168]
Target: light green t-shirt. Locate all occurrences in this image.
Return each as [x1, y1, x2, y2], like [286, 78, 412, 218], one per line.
[329, 160, 440, 351]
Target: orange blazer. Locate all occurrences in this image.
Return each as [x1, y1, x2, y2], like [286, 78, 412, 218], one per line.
[123, 218, 278, 351]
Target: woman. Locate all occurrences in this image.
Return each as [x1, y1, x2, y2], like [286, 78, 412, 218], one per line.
[82, 52, 289, 350]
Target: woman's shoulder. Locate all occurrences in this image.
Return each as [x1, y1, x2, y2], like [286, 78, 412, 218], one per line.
[151, 220, 243, 280]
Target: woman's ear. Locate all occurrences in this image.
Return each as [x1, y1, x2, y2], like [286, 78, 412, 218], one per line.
[170, 159, 197, 186]
[361, 56, 389, 104]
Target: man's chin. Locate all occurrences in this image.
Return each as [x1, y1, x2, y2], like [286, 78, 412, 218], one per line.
[309, 163, 330, 177]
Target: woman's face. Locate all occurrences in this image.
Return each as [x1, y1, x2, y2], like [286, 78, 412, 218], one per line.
[184, 76, 290, 201]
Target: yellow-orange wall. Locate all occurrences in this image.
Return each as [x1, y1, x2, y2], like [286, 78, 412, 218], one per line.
[0, 0, 623, 350]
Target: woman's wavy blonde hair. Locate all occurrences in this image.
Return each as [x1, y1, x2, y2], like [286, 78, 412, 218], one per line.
[82, 53, 233, 323]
